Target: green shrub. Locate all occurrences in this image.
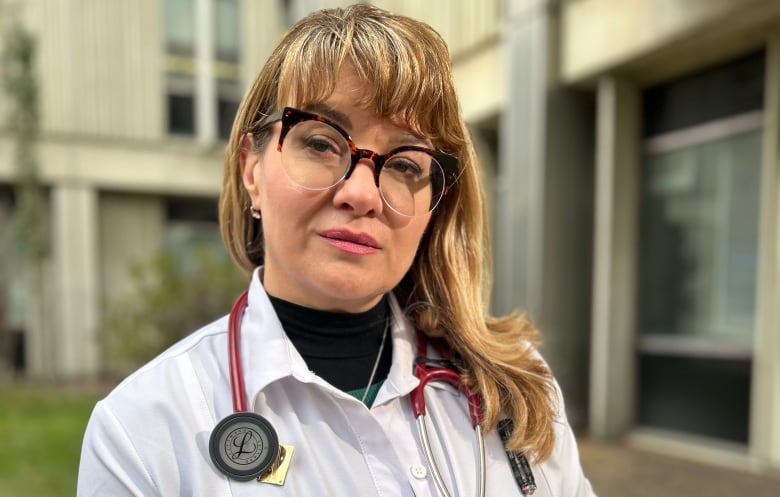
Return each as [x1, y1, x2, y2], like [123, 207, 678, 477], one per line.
[102, 247, 247, 375]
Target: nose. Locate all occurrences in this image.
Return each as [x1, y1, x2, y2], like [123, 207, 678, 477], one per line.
[331, 158, 384, 216]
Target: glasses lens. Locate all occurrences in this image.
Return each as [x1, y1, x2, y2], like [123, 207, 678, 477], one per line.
[379, 152, 446, 217]
[281, 120, 350, 189]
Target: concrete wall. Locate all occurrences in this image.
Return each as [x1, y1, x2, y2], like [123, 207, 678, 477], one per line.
[754, 35, 780, 470]
[490, 0, 596, 426]
[562, 0, 780, 86]
[13, 0, 165, 140]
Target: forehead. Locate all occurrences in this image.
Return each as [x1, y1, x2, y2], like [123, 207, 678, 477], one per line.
[278, 61, 429, 139]
[283, 64, 366, 114]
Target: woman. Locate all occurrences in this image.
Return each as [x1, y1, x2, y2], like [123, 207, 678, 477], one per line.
[78, 4, 595, 497]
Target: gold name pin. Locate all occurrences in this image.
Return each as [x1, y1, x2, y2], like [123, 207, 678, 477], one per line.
[257, 444, 294, 486]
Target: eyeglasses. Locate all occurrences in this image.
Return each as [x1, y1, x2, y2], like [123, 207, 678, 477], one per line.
[252, 107, 458, 217]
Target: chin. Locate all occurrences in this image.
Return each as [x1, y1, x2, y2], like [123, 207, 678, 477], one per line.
[314, 277, 388, 310]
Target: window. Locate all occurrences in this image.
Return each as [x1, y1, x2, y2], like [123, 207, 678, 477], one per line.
[167, 94, 196, 135]
[636, 51, 764, 443]
[638, 127, 762, 347]
[164, 0, 195, 56]
[165, 196, 224, 274]
[217, 95, 239, 140]
[164, 0, 240, 140]
[215, 0, 239, 62]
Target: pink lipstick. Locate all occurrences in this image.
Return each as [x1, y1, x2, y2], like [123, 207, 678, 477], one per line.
[320, 229, 380, 255]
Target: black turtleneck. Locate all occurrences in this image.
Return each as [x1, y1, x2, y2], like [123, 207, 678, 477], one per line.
[267, 294, 393, 398]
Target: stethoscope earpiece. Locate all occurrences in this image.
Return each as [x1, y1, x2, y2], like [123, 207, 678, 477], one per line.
[209, 412, 280, 481]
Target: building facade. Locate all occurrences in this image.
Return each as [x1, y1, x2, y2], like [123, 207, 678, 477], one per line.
[559, 0, 780, 476]
[0, 0, 778, 478]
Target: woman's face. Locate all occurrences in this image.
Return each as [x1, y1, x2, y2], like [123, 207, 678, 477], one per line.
[240, 66, 433, 312]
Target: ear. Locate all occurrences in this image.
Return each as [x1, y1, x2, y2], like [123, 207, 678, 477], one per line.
[239, 133, 261, 199]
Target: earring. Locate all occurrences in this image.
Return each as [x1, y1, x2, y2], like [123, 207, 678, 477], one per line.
[250, 206, 261, 219]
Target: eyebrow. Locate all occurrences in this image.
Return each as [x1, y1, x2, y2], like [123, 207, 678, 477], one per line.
[388, 132, 430, 148]
[301, 103, 431, 148]
[301, 103, 353, 130]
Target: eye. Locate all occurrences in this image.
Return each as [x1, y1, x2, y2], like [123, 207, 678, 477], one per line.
[287, 119, 349, 160]
[303, 135, 341, 155]
[385, 156, 424, 178]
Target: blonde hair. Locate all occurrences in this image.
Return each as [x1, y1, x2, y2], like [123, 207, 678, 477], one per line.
[219, 4, 557, 461]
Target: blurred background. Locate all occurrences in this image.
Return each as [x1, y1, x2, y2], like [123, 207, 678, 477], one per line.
[1, 0, 780, 495]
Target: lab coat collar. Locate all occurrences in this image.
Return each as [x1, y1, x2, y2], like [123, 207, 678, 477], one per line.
[241, 267, 421, 409]
[375, 292, 420, 406]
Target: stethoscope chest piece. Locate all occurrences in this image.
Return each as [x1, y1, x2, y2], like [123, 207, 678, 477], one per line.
[209, 412, 280, 481]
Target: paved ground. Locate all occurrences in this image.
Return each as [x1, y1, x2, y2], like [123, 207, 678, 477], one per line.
[578, 437, 780, 497]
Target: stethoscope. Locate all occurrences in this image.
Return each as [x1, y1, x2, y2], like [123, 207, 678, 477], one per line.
[412, 334, 486, 497]
[209, 291, 535, 496]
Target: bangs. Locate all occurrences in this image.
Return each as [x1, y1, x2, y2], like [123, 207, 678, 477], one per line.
[274, 12, 463, 153]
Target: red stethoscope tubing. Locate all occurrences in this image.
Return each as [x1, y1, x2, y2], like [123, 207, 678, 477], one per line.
[410, 333, 486, 497]
[228, 291, 249, 413]
[412, 334, 482, 427]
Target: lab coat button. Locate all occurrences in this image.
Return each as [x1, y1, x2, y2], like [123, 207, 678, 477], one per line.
[410, 465, 428, 479]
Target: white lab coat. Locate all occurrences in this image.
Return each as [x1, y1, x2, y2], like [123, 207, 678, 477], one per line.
[77, 269, 595, 497]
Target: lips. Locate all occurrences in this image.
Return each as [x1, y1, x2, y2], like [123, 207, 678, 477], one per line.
[319, 229, 380, 254]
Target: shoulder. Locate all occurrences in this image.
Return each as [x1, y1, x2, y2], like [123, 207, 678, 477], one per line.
[530, 352, 596, 496]
[80, 315, 234, 494]
[97, 314, 231, 427]
[535, 407, 596, 496]
[119, 314, 227, 380]
[515, 339, 568, 421]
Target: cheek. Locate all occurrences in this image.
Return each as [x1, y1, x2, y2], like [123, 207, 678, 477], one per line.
[256, 162, 290, 209]
[396, 217, 432, 261]
[260, 180, 326, 241]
